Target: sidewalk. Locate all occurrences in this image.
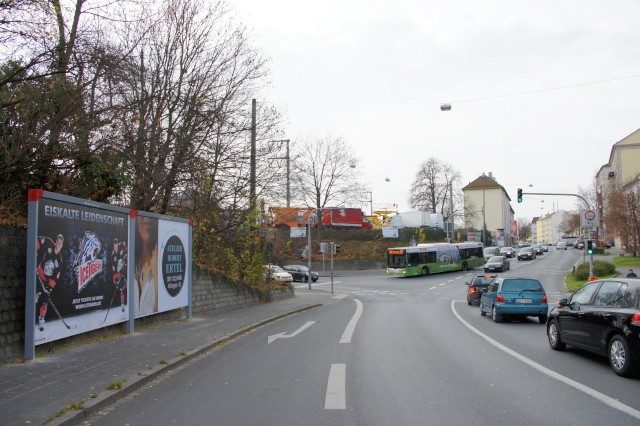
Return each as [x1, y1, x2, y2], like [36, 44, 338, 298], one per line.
[0, 287, 347, 426]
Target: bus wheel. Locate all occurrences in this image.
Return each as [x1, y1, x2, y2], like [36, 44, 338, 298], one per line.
[461, 261, 468, 271]
[421, 267, 429, 276]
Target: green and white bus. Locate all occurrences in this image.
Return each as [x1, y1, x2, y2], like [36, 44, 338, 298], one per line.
[387, 242, 484, 277]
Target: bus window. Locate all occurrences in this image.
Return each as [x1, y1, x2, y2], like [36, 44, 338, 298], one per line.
[408, 253, 420, 266]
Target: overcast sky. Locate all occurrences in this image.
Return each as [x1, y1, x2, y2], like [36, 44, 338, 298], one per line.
[234, 0, 640, 222]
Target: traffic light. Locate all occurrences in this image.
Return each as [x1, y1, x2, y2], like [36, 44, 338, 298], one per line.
[335, 244, 341, 253]
[517, 188, 523, 203]
[586, 240, 594, 254]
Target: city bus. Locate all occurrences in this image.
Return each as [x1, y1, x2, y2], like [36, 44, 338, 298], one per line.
[387, 242, 484, 277]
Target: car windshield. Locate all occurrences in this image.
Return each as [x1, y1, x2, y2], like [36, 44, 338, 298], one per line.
[521, 247, 532, 252]
[487, 256, 503, 262]
[501, 279, 543, 292]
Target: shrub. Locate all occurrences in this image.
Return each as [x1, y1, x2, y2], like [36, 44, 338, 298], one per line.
[573, 260, 617, 280]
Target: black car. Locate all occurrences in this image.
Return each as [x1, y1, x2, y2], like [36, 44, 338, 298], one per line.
[465, 274, 497, 305]
[484, 255, 510, 273]
[282, 265, 319, 283]
[547, 278, 640, 377]
[532, 244, 544, 255]
[517, 247, 536, 260]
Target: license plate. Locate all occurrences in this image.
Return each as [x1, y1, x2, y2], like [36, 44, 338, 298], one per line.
[515, 298, 532, 304]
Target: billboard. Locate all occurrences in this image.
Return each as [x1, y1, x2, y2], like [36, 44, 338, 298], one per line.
[28, 191, 130, 344]
[133, 213, 190, 318]
[25, 190, 192, 358]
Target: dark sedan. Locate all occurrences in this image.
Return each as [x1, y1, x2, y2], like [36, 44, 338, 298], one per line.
[484, 255, 510, 272]
[546, 278, 640, 377]
[465, 274, 497, 305]
[282, 265, 319, 283]
[517, 247, 537, 260]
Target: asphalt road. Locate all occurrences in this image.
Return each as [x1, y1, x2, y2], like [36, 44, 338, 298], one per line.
[85, 249, 640, 425]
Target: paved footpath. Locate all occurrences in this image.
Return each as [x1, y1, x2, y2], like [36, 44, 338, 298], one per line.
[0, 288, 347, 426]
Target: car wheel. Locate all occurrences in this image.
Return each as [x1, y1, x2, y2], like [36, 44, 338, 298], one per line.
[609, 335, 640, 377]
[480, 301, 486, 316]
[312, 278, 318, 282]
[492, 306, 503, 323]
[304, 275, 308, 283]
[421, 267, 429, 276]
[547, 320, 565, 350]
[538, 314, 548, 324]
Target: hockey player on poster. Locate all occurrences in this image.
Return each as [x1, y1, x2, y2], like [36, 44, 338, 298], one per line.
[35, 234, 65, 331]
[105, 238, 128, 321]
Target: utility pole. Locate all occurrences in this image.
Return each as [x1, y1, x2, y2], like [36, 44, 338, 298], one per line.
[449, 183, 454, 243]
[250, 99, 256, 209]
[270, 139, 291, 207]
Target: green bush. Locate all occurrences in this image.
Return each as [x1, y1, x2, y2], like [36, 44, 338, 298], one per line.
[573, 260, 617, 280]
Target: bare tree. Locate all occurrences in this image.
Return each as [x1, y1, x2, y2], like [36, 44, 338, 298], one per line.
[290, 133, 359, 210]
[409, 157, 462, 221]
[605, 177, 640, 255]
[112, 0, 271, 213]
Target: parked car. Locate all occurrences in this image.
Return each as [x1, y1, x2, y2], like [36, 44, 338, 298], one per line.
[532, 244, 544, 255]
[484, 256, 510, 273]
[499, 246, 515, 258]
[263, 265, 293, 283]
[517, 247, 537, 260]
[483, 246, 501, 261]
[282, 265, 319, 283]
[465, 274, 497, 306]
[546, 278, 640, 377]
[556, 241, 568, 250]
[480, 277, 548, 323]
[574, 240, 585, 249]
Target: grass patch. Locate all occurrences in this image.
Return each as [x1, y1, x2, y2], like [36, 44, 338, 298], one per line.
[612, 256, 640, 268]
[159, 359, 168, 365]
[564, 272, 617, 292]
[45, 400, 85, 424]
[106, 379, 127, 391]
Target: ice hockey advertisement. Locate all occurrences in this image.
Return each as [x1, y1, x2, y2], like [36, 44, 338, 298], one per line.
[33, 197, 129, 344]
[133, 215, 189, 318]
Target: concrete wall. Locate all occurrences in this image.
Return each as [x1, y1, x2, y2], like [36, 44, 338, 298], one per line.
[0, 225, 292, 364]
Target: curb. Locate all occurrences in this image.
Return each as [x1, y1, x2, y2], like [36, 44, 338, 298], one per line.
[48, 304, 323, 426]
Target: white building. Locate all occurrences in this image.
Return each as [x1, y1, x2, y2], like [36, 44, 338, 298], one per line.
[463, 173, 515, 246]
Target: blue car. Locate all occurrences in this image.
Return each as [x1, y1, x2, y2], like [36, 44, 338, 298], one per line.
[480, 277, 548, 323]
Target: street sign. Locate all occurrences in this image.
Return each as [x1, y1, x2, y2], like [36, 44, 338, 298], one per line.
[580, 209, 600, 228]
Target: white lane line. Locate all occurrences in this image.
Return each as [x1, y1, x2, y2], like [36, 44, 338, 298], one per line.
[429, 286, 437, 290]
[325, 363, 346, 409]
[450, 301, 640, 421]
[439, 282, 446, 286]
[340, 299, 363, 343]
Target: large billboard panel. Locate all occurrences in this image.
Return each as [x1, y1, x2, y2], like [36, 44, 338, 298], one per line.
[31, 194, 129, 344]
[133, 214, 190, 318]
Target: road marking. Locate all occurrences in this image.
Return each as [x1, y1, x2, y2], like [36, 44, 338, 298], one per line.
[429, 286, 437, 290]
[267, 321, 315, 344]
[325, 363, 346, 409]
[340, 299, 363, 343]
[450, 301, 640, 421]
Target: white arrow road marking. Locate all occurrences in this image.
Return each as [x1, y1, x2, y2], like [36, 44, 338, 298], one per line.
[339, 299, 363, 343]
[267, 321, 316, 344]
[325, 363, 346, 409]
